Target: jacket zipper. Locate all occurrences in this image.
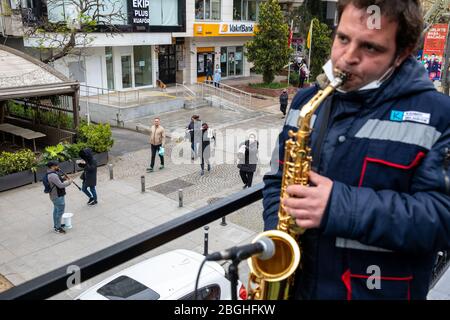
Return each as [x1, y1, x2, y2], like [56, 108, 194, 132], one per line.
[444, 147, 450, 194]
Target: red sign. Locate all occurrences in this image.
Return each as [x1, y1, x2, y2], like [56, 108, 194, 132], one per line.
[424, 24, 448, 52]
[422, 24, 449, 81]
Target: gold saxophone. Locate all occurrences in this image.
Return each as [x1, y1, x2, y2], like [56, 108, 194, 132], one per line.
[247, 69, 348, 300]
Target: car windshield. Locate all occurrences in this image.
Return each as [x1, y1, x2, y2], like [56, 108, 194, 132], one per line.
[97, 275, 160, 300]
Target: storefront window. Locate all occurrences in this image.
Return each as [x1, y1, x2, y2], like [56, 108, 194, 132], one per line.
[234, 0, 263, 21]
[195, 0, 221, 20]
[211, 0, 220, 20]
[47, 0, 127, 25]
[150, 0, 178, 26]
[247, 0, 257, 21]
[233, 0, 241, 20]
[105, 47, 115, 90]
[133, 46, 152, 87]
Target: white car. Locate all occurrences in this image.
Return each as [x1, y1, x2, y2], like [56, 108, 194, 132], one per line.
[75, 249, 247, 300]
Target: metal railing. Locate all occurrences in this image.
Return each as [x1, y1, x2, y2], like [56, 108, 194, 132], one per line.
[80, 85, 143, 107]
[195, 82, 250, 110]
[0, 184, 264, 300]
[203, 80, 252, 107]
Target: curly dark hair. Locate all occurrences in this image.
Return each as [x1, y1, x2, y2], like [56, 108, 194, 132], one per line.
[337, 0, 424, 54]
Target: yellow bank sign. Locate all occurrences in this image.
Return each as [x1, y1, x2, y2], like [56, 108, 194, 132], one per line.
[194, 23, 256, 37]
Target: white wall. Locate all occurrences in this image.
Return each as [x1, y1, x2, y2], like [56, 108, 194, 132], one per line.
[52, 47, 105, 88]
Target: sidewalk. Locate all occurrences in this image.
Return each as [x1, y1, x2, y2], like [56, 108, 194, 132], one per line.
[0, 162, 257, 298]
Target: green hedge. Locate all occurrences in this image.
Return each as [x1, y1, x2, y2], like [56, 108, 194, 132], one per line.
[0, 149, 37, 176]
[0, 123, 114, 174]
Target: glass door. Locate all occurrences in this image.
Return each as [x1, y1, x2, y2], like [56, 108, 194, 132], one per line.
[220, 47, 227, 78]
[121, 55, 132, 89]
[134, 46, 152, 87]
[228, 47, 236, 77]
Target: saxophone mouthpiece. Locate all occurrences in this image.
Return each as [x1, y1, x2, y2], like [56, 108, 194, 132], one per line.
[331, 68, 350, 88]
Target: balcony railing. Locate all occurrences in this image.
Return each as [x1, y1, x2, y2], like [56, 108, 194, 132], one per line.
[0, 184, 264, 300]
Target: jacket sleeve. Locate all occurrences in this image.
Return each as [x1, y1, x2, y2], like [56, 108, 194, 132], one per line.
[48, 173, 71, 188]
[161, 128, 166, 146]
[321, 127, 450, 254]
[262, 132, 284, 231]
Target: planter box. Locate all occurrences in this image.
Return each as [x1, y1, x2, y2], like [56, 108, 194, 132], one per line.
[0, 170, 35, 192]
[93, 152, 108, 166]
[34, 160, 74, 182]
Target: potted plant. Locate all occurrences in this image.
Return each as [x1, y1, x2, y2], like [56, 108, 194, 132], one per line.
[0, 149, 37, 192]
[77, 122, 114, 166]
[35, 143, 74, 181]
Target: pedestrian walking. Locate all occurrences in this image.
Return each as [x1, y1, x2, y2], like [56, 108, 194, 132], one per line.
[213, 64, 222, 88]
[43, 161, 72, 234]
[200, 122, 215, 176]
[206, 59, 213, 81]
[237, 133, 259, 188]
[279, 89, 289, 118]
[147, 117, 165, 172]
[186, 115, 202, 161]
[299, 62, 309, 88]
[77, 148, 98, 205]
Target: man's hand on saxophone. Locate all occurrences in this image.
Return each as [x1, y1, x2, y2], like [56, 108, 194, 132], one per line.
[282, 171, 333, 230]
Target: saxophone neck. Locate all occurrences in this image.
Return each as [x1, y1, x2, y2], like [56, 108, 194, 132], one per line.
[297, 85, 335, 131]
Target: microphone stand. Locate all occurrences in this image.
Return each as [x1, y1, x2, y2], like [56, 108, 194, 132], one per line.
[228, 258, 241, 301]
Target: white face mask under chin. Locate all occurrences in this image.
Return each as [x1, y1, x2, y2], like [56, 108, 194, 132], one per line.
[323, 60, 395, 93]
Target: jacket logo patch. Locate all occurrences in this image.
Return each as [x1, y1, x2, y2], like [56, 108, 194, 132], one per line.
[390, 110, 404, 122]
[390, 110, 430, 124]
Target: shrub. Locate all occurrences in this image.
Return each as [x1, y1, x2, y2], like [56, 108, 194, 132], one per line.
[0, 149, 37, 176]
[289, 72, 300, 86]
[63, 142, 89, 159]
[40, 143, 71, 165]
[78, 122, 114, 153]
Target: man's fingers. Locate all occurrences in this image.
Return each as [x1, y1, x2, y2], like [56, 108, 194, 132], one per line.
[283, 197, 312, 210]
[308, 171, 323, 186]
[284, 206, 311, 220]
[285, 185, 310, 197]
[295, 218, 315, 229]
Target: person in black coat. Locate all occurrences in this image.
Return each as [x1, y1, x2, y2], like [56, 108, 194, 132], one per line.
[186, 115, 202, 161]
[237, 133, 259, 188]
[78, 148, 98, 205]
[200, 122, 215, 176]
[279, 89, 289, 118]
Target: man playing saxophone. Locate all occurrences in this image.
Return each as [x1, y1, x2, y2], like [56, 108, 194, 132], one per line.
[263, 0, 450, 300]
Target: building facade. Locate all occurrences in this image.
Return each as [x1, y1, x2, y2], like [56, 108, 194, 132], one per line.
[1, 0, 270, 88]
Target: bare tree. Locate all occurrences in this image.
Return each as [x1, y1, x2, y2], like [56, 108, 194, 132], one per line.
[22, 0, 128, 63]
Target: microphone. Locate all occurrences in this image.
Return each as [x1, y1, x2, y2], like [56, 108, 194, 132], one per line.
[205, 236, 275, 262]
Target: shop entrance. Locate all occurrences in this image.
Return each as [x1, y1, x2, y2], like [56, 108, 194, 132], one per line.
[220, 46, 244, 78]
[158, 45, 177, 85]
[197, 47, 215, 83]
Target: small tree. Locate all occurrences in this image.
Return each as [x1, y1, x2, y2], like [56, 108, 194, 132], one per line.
[308, 18, 333, 80]
[245, 0, 292, 84]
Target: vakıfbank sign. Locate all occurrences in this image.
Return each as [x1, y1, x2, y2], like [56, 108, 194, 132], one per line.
[194, 23, 256, 37]
[219, 23, 254, 34]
